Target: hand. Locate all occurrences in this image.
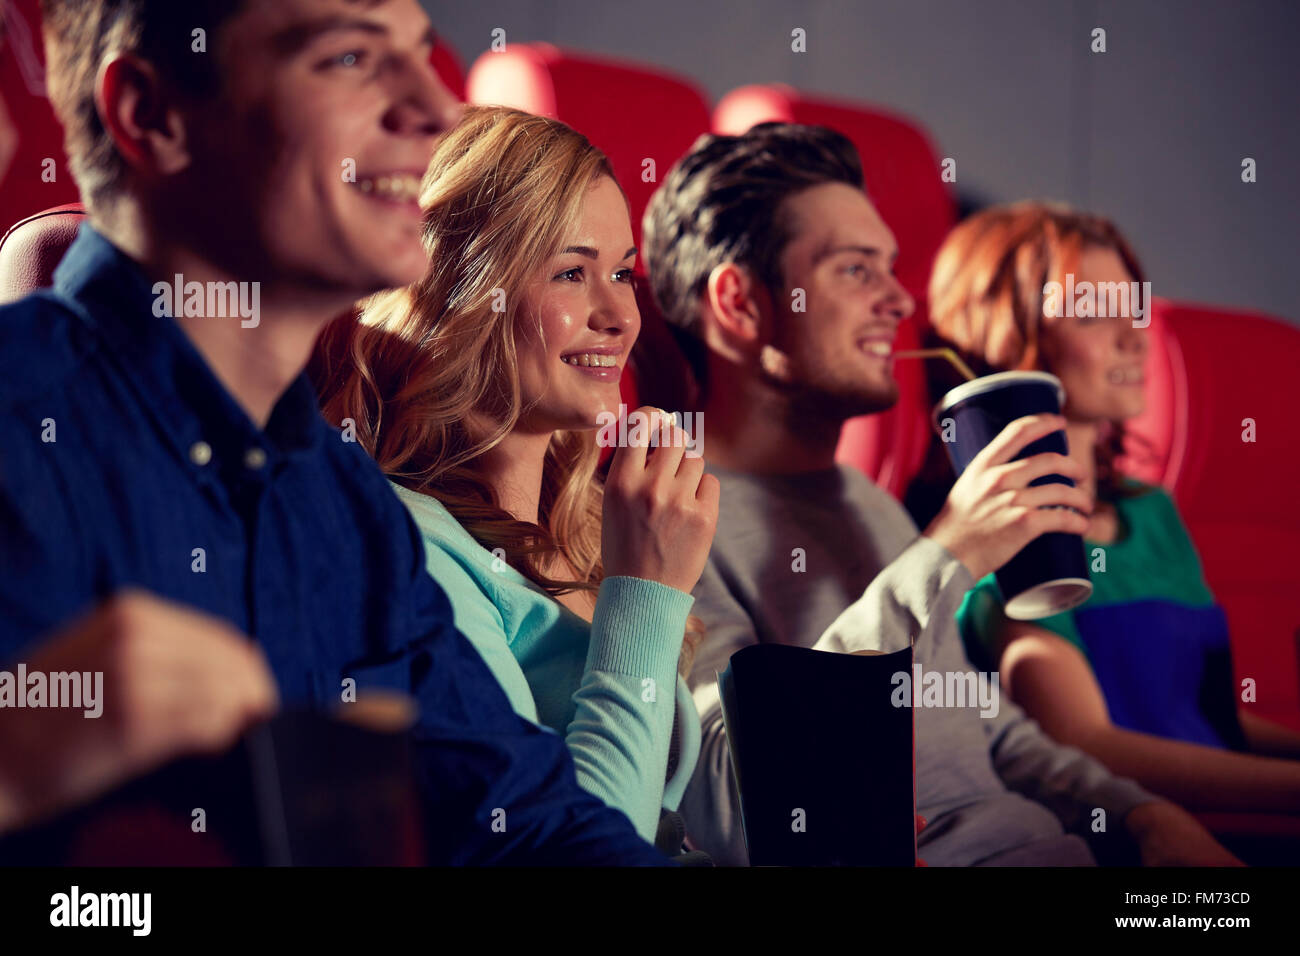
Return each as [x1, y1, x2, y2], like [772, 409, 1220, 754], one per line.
[924, 413, 1092, 580]
[602, 406, 720, 594]
[1125, 801, 1245, 867]
[0, 591, 279, 835]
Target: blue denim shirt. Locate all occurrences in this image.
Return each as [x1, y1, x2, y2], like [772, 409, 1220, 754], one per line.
[0, 225, 665, 865]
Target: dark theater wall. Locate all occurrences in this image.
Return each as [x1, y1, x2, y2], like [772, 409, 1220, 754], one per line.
[427, 0, 1300, 324]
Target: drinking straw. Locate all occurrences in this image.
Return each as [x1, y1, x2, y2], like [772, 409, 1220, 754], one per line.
[892, 348, 977, 382]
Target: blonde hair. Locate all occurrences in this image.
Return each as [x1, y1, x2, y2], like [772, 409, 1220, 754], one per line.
[314, 106, 620, 595]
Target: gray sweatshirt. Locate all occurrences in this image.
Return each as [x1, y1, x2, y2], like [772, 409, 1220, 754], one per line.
[682, 463, 1156, 866]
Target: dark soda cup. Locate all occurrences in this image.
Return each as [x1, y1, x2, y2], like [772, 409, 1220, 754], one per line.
[933, 371, 1092, 620]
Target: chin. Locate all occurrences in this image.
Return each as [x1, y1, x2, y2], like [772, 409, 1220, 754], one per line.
[582, 401, 620, 428]
[339, 214, 427, 283]
[379, 263, 428, 291]
[1095, 392, 1147, 422]
[580, 387, 625, 418]
[541, 400, 617, 433]
[796, 384, 897, 422]
[355, 249, 427, 293]
[552, 415, 604, 435]
[1116, 400, 1147, 421]
[847, 380, 900, 416]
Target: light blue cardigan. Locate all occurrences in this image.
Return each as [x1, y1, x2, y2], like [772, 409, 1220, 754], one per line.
[393, 483, 702, 841]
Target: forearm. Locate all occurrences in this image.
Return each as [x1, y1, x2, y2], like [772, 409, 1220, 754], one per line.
[568, 576, 692, 840]
[567, 673, 675, 841]
[988, 702, 1156, 831]
[814, 535, 974, 655]
[1239, 709, 1300, 759]
[1077, 722, 1300, 814]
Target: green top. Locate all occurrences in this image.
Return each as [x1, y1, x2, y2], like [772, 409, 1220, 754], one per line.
[958, 482, 1238, 748]
[959, 482, 1216, 663]
[393, 482, 701, 840]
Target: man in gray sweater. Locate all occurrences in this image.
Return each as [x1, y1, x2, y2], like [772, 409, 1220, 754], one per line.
[641, 122, 1240, 866]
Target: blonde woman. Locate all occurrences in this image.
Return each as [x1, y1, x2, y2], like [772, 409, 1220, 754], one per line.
[314, 107, 718, 849]
[929, 203, 1300, 846]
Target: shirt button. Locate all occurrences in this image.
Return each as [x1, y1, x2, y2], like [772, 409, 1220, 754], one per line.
[189, 441, 213, 466]
[243, 447, 268, 470]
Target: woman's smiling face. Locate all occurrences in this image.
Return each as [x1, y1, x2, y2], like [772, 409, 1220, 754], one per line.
[513, 176, 641, 433]
[1040, 245, 1150, 424]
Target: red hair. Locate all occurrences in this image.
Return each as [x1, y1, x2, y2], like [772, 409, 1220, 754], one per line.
[927, 202, 1151, 495]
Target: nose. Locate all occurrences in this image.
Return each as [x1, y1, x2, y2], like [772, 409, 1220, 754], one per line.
[588, 278, 640, 338]
[878, 273, 916, 326]
[383, 53, 464, 139]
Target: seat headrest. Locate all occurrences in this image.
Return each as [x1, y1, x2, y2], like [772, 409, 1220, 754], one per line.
[466, 43, 710, 249]
[0, 203, 87, 305]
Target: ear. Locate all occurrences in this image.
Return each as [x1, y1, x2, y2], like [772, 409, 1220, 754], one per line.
[704, 262, 769, 352]
[96, 54, 194, 179]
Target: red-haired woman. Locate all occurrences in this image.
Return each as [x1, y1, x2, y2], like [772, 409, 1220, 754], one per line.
[929, 203, 1300, 839]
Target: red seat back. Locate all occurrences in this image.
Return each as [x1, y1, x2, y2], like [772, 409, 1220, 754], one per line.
[1146, 300, 1300, 729]
[0, 0, 83, 236]
[466, 44, 710, 251]
[0, 202, 86, 304]
[431, 40, 466, 101]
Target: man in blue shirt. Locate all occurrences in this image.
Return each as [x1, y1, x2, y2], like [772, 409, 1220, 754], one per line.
[0, 0, 667, 865]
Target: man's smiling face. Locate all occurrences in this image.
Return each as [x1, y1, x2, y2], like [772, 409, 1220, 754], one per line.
[762, 181, 915, 418]
[180, 0, 461, 296]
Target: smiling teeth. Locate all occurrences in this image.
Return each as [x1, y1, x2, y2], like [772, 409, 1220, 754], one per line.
[562, 353, 617, 367]
[1108, 367, 1143, 384]
[356, 173, 421, 203]
[863, 342, 892, 357]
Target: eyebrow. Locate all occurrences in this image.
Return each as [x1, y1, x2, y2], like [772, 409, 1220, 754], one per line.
[812, 243, 898, 266]
[270, 16, 438, 56]
[561, 246, 638, 260]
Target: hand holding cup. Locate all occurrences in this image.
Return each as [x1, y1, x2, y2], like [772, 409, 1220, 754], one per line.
[925, 412, 1092, 582]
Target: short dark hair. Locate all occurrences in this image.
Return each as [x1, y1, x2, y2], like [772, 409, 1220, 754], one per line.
[40, 0, 246, 210]
[642, 122, 865, 336]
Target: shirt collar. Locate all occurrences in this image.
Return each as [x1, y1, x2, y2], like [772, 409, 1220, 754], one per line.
[52, 224, 325, 481]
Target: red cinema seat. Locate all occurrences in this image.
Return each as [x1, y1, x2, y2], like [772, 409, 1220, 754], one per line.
[713, 85, 956, 497]
[0, 0, 83, 237]
[431, 39, 466, 101]
[1140, 300, 1300, 731]
[467, 43, 712, 427]
[466, 43, 710, 250]
[0, 202, 86, 305]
